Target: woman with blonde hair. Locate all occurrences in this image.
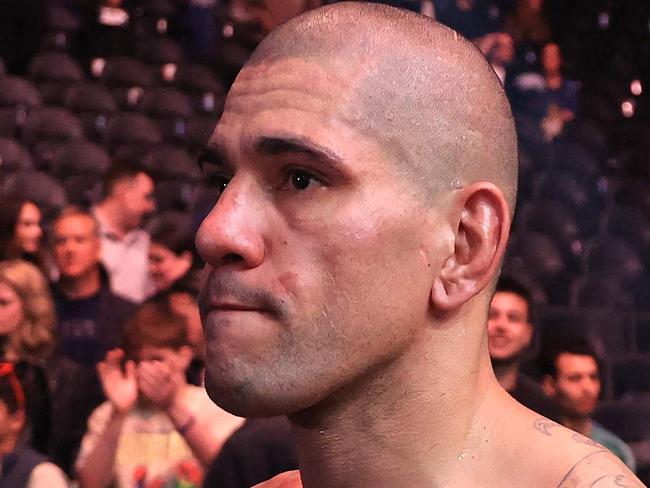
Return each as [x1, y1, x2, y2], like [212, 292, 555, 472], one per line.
[0, 259, 54, 453]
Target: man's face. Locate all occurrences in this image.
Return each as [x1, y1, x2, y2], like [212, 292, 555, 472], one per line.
[196, 58, 442, 417]
[549, 353, 600, 418]
[52, 215, 101, 280]
[488, 291, 532, 364]
[116, 173, 156, 230]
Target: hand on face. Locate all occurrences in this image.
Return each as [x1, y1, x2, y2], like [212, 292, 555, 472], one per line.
[136, 359, 183, 411]
[97, 349, 137, 414]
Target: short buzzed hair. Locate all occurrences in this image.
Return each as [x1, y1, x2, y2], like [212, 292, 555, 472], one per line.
[102, 160, 152, 197]
[542, 336, 601, 379]
[240, 2, 518, 209]
[51, 205, 100, 237]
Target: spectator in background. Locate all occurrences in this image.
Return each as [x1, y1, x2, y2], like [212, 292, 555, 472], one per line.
[81, 0, 133, 61]
[75, 300, 243, 488]
[476, 31, 515, 85]
[537, 41, 579, 141]
[542, 336, 637, 472]
[50, 207, 136, 366]
[93, 161, 157, 303]
[147, 212, 201, 295]
[489, 276, 561, 421]
[504, 0, 551, 48]
[434, 0, 502, 40]
[0, 260, 53, 454]
[512, 41, 580, 142]
[47, 207, 137, 475]
[0, 363, 69, 487]
[0, 200, 46, 274]
[231, 0, 324, 34]
[161, 283, 206, 386]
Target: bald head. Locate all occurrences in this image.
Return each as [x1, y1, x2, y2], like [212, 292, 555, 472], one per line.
[239, 2, 518, 209]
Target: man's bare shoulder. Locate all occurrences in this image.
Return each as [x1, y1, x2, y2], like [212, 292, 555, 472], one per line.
[557, 449, 645, 487]
[525, 417, 645, 488]
[252, 470, 302, 488]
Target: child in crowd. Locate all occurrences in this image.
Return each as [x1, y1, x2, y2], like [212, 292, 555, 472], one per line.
[75, 299, 243, 488]
[0, 362, 68, 487]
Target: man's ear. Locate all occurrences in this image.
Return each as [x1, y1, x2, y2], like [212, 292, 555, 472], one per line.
[431, 182, 511, 312]
[542, 375, 556, 397]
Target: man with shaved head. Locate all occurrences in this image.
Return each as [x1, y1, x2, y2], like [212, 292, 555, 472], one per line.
[196, 3, 644, 487]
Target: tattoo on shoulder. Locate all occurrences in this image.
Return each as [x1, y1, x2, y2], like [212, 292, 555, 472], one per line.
[533, 417, 561, 436]
[572, 433, 604, 449]
[532, 418, 606, 450]
[556, 450, 645, 488]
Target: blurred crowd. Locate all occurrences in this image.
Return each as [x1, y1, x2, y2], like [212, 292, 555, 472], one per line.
[0, 0, 648, 486]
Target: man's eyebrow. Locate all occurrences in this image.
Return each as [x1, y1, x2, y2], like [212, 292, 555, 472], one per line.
[254, 136, 343, 165]
[197, 144, 229, 169]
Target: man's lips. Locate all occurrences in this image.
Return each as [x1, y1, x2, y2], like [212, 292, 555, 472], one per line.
[207, 300, 267, 313]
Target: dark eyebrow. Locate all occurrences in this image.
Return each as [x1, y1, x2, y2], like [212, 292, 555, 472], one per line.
[254, 137, 343, 165]
[197, 144, 229, 169]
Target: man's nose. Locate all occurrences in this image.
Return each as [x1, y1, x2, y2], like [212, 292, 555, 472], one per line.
[195, 176, 265, 269]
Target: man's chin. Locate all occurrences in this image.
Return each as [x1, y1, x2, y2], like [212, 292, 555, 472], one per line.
[204, 370, 313, 419]
[489, 353, 521, 368]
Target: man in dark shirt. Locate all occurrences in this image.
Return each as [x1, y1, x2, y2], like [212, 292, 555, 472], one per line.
[488, 275, 561, 421]
[48, 206, 136, 475]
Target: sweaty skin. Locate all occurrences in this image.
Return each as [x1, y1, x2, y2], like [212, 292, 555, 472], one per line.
[196, 3, 645, 487]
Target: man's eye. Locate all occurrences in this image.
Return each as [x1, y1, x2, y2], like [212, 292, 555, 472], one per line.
[209, 175, 231, 196]
[285, 169, 320, 191]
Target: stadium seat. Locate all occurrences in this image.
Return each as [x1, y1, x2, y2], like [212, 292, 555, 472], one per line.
[586, 237, 645, 287]
[538, 307, 636, 365]
[28, 51, 84, 104]
[0, 138, 33, 174]
[101, 56, 155, 110]
[136, 36, 184, 66]
[0, 76, 42, 108]
[22, 107, 84, 170]
[610, 354, 650, 400]
[1, 169, 68, 220]
[63, 82, 117, 142]
[62, 174, 103, 207]
[142, 87, 193, 142]
[53, 140, 111, 178]
[143, 145, 201, 183]
[569, 273, 635, 311]
[595, 398, 650, 442]
[106, 112, 162, 153]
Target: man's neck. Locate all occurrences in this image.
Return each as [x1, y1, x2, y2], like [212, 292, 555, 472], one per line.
[59, 267, 102, 300]
[288, 331, 506, 487]
[492, 360, 520, 392]
[562, 415, 592, 437]
[95, 200, 130, 240]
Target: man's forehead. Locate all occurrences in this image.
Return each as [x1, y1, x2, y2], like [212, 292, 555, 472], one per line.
[232, 57, 353, 95]
[210, 57, 382, 159]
